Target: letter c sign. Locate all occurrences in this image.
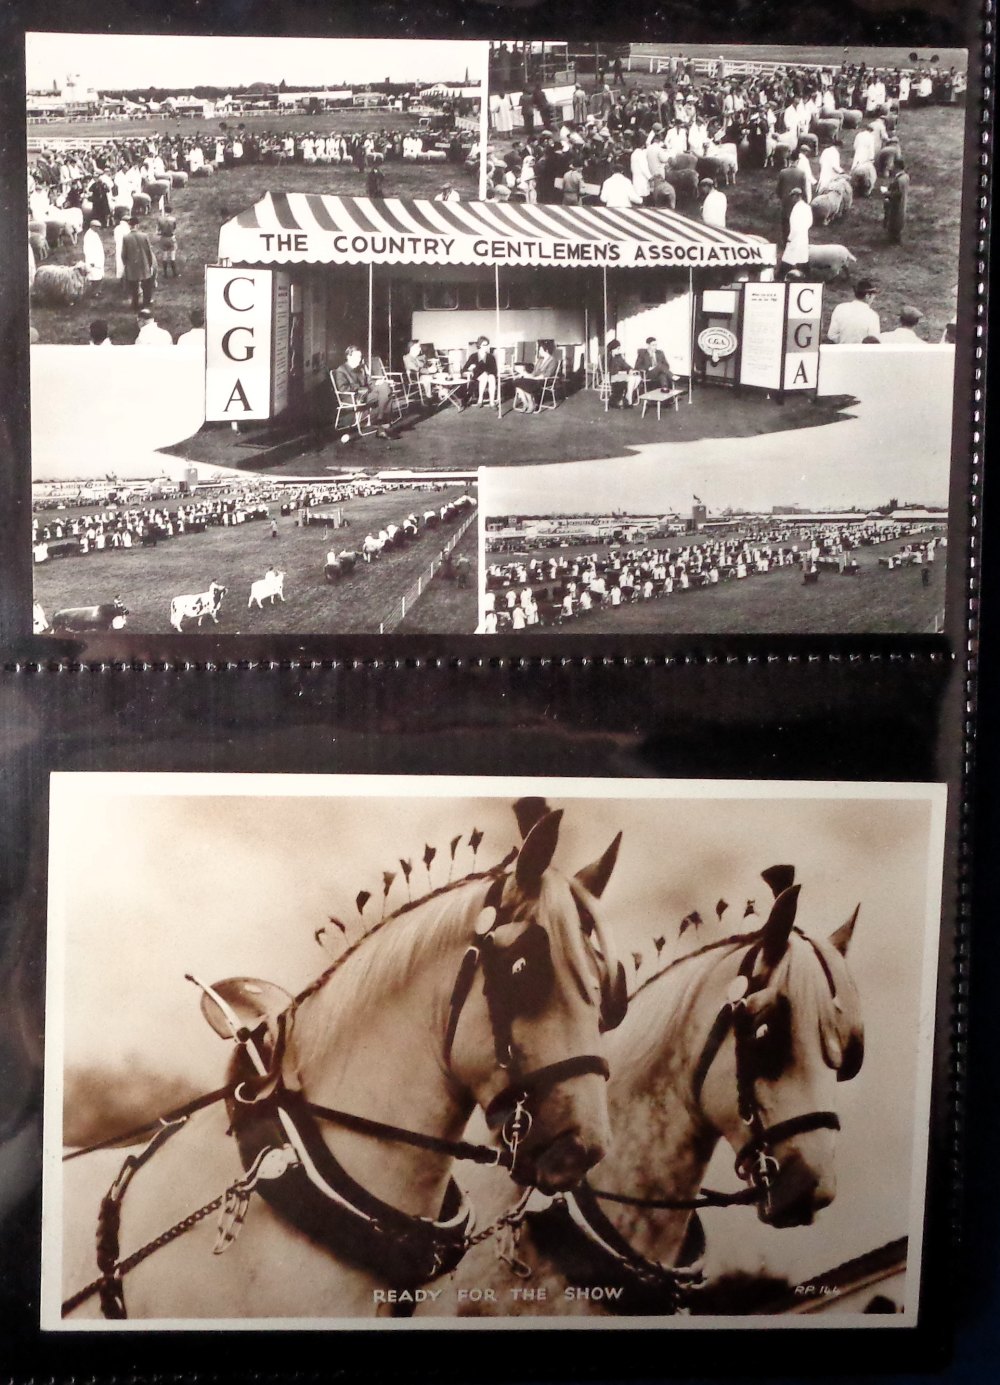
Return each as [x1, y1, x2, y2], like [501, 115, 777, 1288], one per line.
[222, 276, 256, 312]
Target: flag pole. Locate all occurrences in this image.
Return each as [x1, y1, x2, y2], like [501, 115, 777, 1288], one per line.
[367, 262, 374, 370]
[688, 266, 694, 404]
[495, 262, 502, 419]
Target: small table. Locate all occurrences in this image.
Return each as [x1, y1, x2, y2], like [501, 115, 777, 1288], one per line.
[420, 373, 467, 410]
[640, 388, 684, 419]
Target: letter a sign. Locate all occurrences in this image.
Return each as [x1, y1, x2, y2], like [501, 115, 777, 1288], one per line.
[205, 265, 274, 420]
[782, 283, 823, 391]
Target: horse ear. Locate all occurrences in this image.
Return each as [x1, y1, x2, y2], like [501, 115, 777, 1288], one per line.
[829, 903, 860, 957]
[575, 831, 623, 899]
[512, 797, 551, 839]
[515, 809, 564, 894]
[760, 884, 800, 967]
[761, 864, 795, 898]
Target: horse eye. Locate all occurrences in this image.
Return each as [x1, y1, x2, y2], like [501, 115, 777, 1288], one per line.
[756, 1022, 769, 1040]
[511, 957, 527, 976]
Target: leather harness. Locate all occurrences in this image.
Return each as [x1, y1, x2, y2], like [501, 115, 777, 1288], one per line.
[66, 870, 623, 1319]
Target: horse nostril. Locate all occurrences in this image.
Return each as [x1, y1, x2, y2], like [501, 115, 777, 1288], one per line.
[765, 1155, 824, 1227]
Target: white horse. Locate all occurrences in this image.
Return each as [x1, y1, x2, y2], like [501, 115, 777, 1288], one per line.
[62, 808, 625, 1321]
[422, 866, 864, 1317]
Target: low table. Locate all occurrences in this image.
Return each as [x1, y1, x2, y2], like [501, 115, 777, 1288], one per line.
[640, 388, 684, 419]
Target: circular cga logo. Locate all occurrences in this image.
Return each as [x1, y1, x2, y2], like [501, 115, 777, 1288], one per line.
[697, 327, 738, 364]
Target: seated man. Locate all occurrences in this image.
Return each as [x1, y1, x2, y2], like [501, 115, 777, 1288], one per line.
[514, 339, 559, 413]
[333, 346, 393, 438]
[633, 336, 674, 392]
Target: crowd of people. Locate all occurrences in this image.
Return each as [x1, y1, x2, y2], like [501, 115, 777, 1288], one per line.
[31, 477, 455, 563]
[483, 520, 946, 629]
[27, 120, 479, 324]
[483, 56, 957, 293]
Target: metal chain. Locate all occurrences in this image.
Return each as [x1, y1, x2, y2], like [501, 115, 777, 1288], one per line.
[462, 1188, 534, 1252]
[63, 1188, 230, 1315]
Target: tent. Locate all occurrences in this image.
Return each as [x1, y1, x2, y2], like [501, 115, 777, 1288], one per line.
[213, 192, 776, 420]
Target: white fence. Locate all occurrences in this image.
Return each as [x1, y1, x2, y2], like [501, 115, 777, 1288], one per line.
[377, 509, 477, 635]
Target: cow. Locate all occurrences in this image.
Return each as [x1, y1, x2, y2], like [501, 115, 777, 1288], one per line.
[169, 582, 227, 632]
[362, 533, 384, 562]
[324, 551, 359, 582]
[51, 598, 128, 633]
[248, 569, 286, 609]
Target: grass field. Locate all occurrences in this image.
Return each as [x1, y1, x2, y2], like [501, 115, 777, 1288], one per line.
[396, 521, 479, 632]
[28, 107, 479, 144]
[489, 87, 965, 342]
[485, 531, 945, 634]
[30, 109, 480, 346]
[34, 484, 477, 635]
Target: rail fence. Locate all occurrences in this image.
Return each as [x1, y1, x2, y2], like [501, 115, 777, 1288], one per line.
[377, 509, 477, 635]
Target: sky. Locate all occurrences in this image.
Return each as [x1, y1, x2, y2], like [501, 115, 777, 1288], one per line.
[483, 346, 954, 517]
[47, 774, 944, 1311]
[25, 34, 484, 93]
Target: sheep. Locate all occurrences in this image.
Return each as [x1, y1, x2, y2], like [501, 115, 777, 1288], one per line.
[696, 155, 727, 185]
[131, 191, 152, 217]
[850, 161, 878, 197]
[710, 141, 739, 184]
[810, 190, 843, 226]
[142, 178, 170, 212]
[29, 231, 48, 265]
[806, 244, 858, 281]
[839, 108, 863, 130]
[797, 132, 819, 156]
[45, 214, 76, 250]
[666, 152, 698, 172]
[829, 174, 854, 216]
[191, 164, 214, 178]
[170, 170, 189, 188]
[813, 117, 841, 147]
[875, 140, 901, 176]
[32, 262, 88, 305]
[664, 167, 699, 205]
[28, 218, 46, 237]
[766, 138, 791, 171]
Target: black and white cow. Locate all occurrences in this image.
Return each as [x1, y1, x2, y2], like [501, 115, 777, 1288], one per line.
[169, 582, 227, 632]
[50, 598, 129, 632]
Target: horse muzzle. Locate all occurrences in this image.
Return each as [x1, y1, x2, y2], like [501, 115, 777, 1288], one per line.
[758, 1152, 834, 1228]
[519, 1128, 606, 1195]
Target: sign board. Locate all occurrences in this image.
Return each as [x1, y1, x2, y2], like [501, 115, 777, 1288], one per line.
[205, 266, 274, 421]
[271, 271, 291, 416]
[697, 326, 738, 365]
[737, 281, 823, 392]
[782, 281, 823, 390]
[739, 282, 787, 390]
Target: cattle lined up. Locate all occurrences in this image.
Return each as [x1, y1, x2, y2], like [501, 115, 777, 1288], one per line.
[484, 522, 946, 629]
[325, 495, 476, 579]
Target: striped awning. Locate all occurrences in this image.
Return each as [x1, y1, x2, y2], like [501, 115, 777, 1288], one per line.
[217, 192, 775, 270]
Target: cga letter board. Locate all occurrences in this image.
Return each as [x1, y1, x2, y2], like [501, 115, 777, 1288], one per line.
[205, 265, 279, 421]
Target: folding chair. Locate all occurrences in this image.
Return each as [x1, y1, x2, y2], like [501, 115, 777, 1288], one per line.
[329, 371, 376, 437]
[537, 360, 563, 412]
[370, 356, 408, 419]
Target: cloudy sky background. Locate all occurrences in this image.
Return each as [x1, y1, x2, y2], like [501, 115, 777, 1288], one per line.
[26, 35, 483, 92]
[47, 775, 943, 1307]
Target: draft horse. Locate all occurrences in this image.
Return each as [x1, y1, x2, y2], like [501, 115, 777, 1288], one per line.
[61, 808, 627, 1320]
[427, 865, 865, 1317]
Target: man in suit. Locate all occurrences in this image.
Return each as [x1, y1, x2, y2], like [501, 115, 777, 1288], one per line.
[634, 337, 674, 392]
[334, 346, 393, 438]
[121, 216, 157, 311]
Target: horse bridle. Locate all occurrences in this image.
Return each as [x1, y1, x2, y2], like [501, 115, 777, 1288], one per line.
[443, 875, 624, 1165]
[690, 933, 843, 1204]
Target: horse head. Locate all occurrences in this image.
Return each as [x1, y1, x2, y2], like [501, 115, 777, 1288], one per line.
[694, 866, 864, 1229]
[447, 807, 624, 1196]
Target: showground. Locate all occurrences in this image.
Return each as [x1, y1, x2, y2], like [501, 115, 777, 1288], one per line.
[33, 483, 478, 635]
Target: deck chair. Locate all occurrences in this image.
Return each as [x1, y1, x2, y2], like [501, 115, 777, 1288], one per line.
[329, 370, 377, 437]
